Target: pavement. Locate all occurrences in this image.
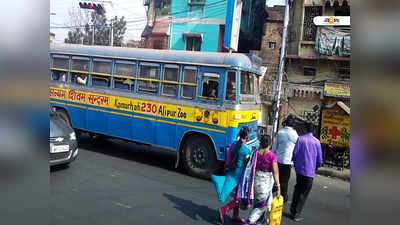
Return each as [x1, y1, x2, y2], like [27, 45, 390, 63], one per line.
[51, 135, 350, 225]
[316, 167, 350, 181]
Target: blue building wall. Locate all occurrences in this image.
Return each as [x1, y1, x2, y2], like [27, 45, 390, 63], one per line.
[171, 0, 227, 19]
[168, 0, 228, 52]
[168, 23, 220, 52]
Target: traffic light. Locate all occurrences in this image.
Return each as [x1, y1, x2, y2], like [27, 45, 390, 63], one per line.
[79, 2, 105, 15]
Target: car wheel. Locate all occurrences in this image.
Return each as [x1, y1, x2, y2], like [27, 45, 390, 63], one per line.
[182, 134, 217, 179]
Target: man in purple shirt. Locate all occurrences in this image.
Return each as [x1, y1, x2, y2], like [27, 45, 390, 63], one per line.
[290, 123, 323, 222]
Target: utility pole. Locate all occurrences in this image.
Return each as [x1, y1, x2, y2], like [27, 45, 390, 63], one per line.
[110, 21, 114, 46]
[92, 25, 95, 45]
[273, 0, 290, 135]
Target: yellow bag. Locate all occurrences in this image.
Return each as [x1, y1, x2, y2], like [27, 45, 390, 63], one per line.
[269, 196, 284, 225]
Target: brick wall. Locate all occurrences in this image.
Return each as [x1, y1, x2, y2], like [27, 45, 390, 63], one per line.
[145, 35, 169, 49]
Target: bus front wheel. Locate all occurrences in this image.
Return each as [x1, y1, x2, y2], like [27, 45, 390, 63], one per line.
[182, 134, 217, 179]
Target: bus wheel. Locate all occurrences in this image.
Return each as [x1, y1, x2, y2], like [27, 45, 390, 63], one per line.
[57, 109, 71, 127]
[182, 134, 217, 179]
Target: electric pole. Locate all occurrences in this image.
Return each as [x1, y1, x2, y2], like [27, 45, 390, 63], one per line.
[273, 0, 290, 135]
[92, 25, 95, 45]
[110, 21, 114, 46]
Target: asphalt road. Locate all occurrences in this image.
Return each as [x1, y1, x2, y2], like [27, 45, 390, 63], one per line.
[51, 135, 350, 225]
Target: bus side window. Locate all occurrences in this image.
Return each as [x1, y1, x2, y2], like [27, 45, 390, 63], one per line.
[92, 59, 112, 88]
[201, 73, 219, 99]
[138, 63, 160, 94]
[51, 57, 68, 82]
[162, 65, 179, 97]
[181, 66, 197, 99]
[71, 58, 89, 85]
[114, 61, 136, 91]
[226, 71, 236, 101]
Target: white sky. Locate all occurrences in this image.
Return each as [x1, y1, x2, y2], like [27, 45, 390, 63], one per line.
[50, 0, 147, 43]
[50, 0, 285, 44]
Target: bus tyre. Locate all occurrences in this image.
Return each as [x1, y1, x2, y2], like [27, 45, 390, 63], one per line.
[182, 135, 217, 179]
[57, 109, 71, 127]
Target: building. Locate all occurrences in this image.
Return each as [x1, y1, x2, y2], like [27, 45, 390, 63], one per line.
[251, 5, 289, 135]
[285, 0, 351, 133]
[141, 0, 267, 53]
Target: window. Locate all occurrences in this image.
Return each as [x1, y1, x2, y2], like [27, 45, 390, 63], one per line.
[226, 71, 236, 101]
[201, 72, 219, 99]
[188, 0, 205, 5]
[51, 56, 68, 82]
[185, 37, 201, 51]
[114, 61, 136, 91]
[92, 59, 112, 88]
[268, 42, 276, 49]
[302, 6, 323, 41]
[304, 66, 316, 76]
[240, 71, 254, 95]
[181, 66, 197, 99]
[138, 63, 160, 93]
[153, 40, 163, 49]
[71, 58, 89, 85]
[162, 65, 179, 97]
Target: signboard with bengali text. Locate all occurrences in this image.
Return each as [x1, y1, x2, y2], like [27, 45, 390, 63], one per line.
[320, 107, 350, 147]
[324, 82, 350, 98]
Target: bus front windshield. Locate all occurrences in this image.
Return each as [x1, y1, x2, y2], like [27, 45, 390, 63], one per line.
[240, 71, 255, 102]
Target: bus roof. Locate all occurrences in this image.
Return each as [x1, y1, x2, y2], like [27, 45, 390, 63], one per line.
[50, 43, 261, 74]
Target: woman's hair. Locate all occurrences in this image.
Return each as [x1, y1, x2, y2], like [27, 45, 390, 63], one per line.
[259, 134, 272, 149]
[227, 126, 249, 171]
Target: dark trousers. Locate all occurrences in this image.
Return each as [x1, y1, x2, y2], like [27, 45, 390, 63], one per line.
[278, 163, 292, 203]
[290, 174, 313, 217]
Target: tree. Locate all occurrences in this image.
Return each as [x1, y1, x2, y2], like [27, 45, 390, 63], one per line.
[64, 9, 127, 46]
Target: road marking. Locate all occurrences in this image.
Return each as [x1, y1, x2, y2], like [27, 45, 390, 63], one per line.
[114, 202, 132, 209]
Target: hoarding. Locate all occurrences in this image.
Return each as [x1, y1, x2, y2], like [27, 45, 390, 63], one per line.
[223, 0, 243, 51]
[324, 82, 351, 98]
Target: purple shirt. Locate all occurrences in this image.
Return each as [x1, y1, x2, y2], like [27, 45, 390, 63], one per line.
[292, 133, 323, 178]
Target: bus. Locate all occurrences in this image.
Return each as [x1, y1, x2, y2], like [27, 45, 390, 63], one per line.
[49, 43, 262, 178]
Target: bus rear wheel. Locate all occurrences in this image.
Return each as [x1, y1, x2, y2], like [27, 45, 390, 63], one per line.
[182, 134, 217, 179]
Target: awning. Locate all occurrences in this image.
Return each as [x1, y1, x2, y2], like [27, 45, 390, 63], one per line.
[324, 101, 350, 115]
[182, 33, 202, 40]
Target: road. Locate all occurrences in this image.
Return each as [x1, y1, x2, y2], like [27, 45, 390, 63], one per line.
[51, 135, 350, 225]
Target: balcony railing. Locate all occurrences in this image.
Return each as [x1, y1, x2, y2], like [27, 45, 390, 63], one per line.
[260, 80, 288, 103]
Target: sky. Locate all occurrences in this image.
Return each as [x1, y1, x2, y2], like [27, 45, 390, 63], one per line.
[50, 0, 147, 43]
[50, 0, 285, 44]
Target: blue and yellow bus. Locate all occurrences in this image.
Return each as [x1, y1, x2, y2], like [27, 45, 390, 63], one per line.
[49, 43, 262, 178]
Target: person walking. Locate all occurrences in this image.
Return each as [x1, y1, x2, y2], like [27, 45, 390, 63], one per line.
[245, 134, 281, 225]
[290, 123, 323, 222]
[211, 127, 251, 224]
[271, 115, 298, 203]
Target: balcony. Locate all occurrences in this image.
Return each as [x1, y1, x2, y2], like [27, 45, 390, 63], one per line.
[260, 80, 288, 104]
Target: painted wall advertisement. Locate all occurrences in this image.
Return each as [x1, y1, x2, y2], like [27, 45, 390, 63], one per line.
[320, 107, 350, 148]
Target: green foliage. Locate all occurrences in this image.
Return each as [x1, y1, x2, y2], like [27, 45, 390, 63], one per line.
[64, 12, 127, 46]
